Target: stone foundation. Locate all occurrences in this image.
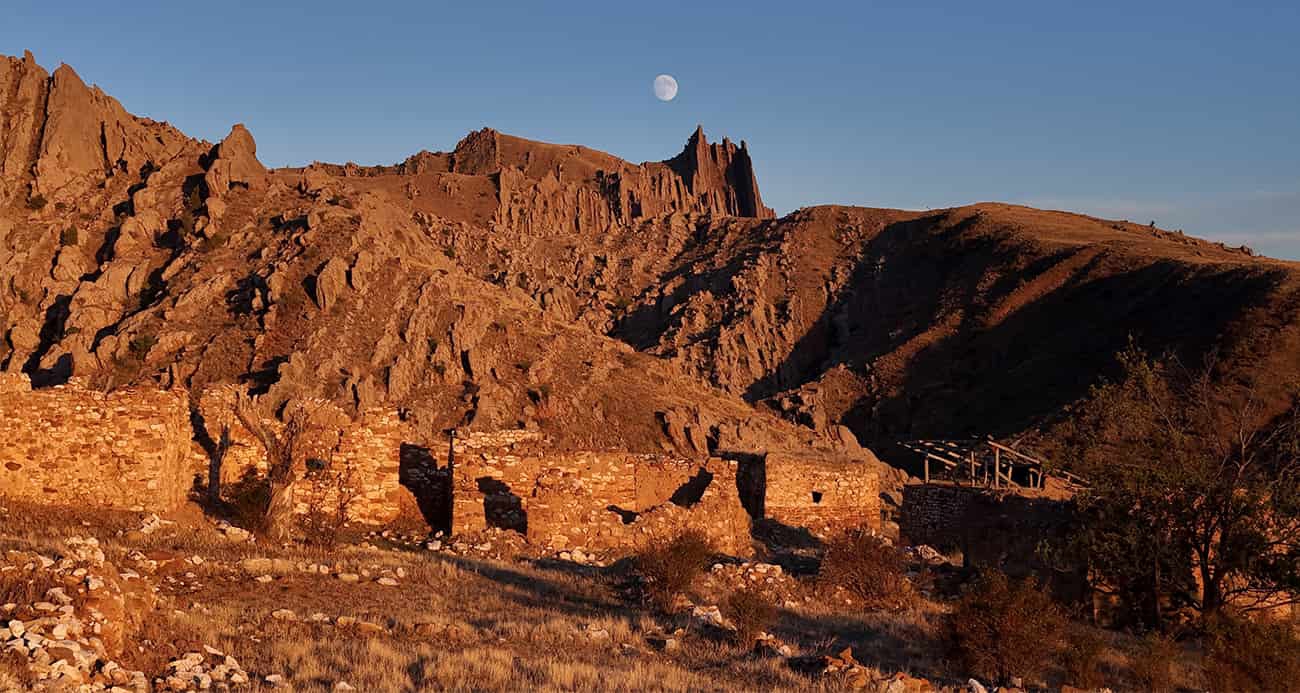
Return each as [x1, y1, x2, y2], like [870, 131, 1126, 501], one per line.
[899, 483, 1084, 600]
[0, 374, 193, 511]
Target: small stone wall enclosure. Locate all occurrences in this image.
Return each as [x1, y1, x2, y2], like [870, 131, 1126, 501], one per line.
[0, 376, 882, 554]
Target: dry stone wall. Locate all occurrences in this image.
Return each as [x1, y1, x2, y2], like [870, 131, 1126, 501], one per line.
[196, 385, 408, 525]
[899, 483, 1084, 600]
[763, 453, 881, 533]
[0, 373, 883, 554]
[0, 374, 194, 511]
[432, 430, 752, 554]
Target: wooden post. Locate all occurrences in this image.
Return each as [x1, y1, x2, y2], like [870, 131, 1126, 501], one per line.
[993, 448, 1000, 488]
[924, 455, 930, 483]
[969, 451, 975, 485]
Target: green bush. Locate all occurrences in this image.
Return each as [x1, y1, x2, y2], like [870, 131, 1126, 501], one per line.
[634, 530, 714, 610]
[26, 193, 47, 210]
[949, 570, 1066, 686]
[128, 333, 157, 358]
[59, 226, 79, 246]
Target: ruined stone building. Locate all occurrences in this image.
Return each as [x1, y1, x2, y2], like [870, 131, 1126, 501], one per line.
[0, 375, 882, 554]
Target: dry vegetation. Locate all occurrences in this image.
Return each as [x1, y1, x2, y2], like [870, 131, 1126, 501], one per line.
[0, 504, 943, 691]
[1, 500, 1236, 691]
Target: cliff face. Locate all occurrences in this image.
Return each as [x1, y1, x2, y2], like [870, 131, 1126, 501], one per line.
[0, 51, 853, 463]
[663, 126, 772, 219]
[0, 52, 191, 205]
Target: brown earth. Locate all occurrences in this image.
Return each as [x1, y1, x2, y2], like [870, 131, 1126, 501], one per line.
[3, 50, 1299, 469]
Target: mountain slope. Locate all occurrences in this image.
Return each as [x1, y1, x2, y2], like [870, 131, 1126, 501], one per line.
[3, 51, 1299, 467]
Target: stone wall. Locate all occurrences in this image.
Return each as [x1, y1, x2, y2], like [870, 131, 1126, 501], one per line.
[762, 453, 881, 533]
[195, 386, 408, 525]
[0, 374, 194, 511]
[899, 483, 1084, 599]
[403, 430, 751, 554]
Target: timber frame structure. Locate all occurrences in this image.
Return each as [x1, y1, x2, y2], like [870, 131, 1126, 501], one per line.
[901, 437, 1088, 490]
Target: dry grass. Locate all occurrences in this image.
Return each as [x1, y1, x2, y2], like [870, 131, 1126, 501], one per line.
[948, 570, 1066, 686]
[0, 501, 849, 690]
[0, 499, 1211, 691]
[724, 588, 777, 645]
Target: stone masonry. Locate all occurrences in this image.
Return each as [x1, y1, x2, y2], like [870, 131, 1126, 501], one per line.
[196, 385, 408, 525]
[899, 482, 1085, 600]
[422, 430, 752, 555]
[762, 452, 882, 534]
[0, 375, 882, 551]
[0, 373, 193, 511]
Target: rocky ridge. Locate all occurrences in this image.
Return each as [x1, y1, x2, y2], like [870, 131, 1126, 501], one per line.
[4, 49, 1300, 465]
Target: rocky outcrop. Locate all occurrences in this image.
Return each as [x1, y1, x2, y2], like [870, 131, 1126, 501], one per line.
[203, 123, 267, 196]
[662, 126, 772, 219]
[0, 52, 189, 204]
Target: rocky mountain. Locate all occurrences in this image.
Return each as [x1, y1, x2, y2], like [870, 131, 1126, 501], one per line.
[3, 50, 1299, 466]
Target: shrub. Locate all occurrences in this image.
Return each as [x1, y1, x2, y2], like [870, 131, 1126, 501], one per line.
[948, 570, 1066, 686]
[1129, 632, 1178, 693]
[634, 530, 714, 610]
[1059, 625, 1108, 689]
[1203, 616, 1300, 692]
[59, 226, 79, 246]
[817, 527, 914, 610]
[26, 193, 47, 210]
[724, 588, 777, 645]
[298, 457, 358, 548]
[0, 650, 35, 690]
[128, 333, 157, 358]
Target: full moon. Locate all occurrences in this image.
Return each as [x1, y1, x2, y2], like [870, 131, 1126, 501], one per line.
[654, 74, 678, 102]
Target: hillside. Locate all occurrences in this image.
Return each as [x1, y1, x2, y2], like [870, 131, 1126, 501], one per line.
[4, 49, 1300, 464]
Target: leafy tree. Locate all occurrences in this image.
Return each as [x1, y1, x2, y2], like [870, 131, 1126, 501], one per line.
[1050, 344, 1300, 627]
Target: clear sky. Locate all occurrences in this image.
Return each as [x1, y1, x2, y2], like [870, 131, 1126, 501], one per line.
[5, 1, 1298, 258]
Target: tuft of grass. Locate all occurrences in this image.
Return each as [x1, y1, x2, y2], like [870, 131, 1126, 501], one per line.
[724, 588, 777, 646]
[1203, 616, 1300, 693]
[1059, 624, 1108, 690]
[1129, 632, 1179, 693]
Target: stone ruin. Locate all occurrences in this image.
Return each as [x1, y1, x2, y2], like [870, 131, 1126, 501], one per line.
[0, 373, 192, 511]
[0, 376, 882, 554]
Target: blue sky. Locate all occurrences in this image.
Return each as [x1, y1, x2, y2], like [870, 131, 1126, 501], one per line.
[5, 1, 1298, 257]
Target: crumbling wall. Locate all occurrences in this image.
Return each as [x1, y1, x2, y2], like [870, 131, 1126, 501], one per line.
[443, 430, 751, 554]
[0, 374, 194, 511]
[900, 483, 1084, 599]
[195, 385, 409, 524]
[763, 453, 881, 533]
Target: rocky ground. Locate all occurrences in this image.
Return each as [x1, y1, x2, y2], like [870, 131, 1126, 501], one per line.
[0, 502, 1204, 693]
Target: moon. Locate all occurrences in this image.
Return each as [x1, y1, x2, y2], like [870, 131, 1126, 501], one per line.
[654, 74, 678, 102]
